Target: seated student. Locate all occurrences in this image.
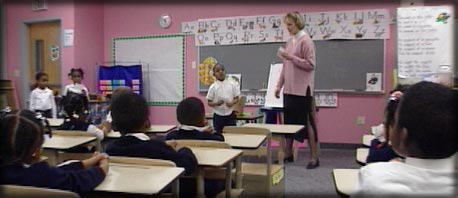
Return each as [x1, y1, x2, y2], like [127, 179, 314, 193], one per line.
[166, 96, 224, 141]
[58, 91, 110, 141]
[366, 85, 407, 163]
[0, 109, 108, 194]
[105, 92, 197, 175]
[353, 81, 458, 197]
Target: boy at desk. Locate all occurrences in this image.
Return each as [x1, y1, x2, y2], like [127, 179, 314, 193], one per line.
[353, 81, 458, 197]
[206, 63, 241, 134]
[105, 92, 197, 175]
[166, 96, 224, 141]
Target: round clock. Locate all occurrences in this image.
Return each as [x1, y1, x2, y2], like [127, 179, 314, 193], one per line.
[159, 14, 172, 29]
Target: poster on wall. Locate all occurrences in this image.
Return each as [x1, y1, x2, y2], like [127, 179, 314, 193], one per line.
[397, 6, 454, 85]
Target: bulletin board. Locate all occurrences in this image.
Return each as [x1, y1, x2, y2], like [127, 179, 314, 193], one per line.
[198, 39, 384, 92]
[113, 35, 185, 105]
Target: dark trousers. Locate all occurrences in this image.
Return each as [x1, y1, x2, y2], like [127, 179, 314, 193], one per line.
[35, 109, 52, 118]
[213, 112, 237, 133]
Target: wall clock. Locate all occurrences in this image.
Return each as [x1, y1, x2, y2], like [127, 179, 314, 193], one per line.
[159, 14, 172, 29]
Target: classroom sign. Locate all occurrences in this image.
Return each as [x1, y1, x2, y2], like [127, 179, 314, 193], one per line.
[182, 9, 390, 46]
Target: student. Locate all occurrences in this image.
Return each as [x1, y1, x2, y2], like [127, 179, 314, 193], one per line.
[166, 96, 224, 141]
[366, 85, 407, 163]
[105, 92, 197, 175]
[105, 86, 133, 124]
[29, 72, 57, 118]
[353, 81, 458, 197]
[206, 63, 241, 134]
[62, 68, 89, 99]
[0, 109, 108, 194]
[58, 91, 110, 142]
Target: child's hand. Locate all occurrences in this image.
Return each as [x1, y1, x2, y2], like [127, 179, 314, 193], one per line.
[216, 100, 225, 106]
[202, 126, 213, 133]
[98, 158, 109, 175]
[82, 152, 109, 168]
[226, 101, 235, 107]
[165, 140, 177, 150]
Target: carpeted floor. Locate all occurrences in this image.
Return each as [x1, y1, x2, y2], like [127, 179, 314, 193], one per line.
[283, 146, 361, 198]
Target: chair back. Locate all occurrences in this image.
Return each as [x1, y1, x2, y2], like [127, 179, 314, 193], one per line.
[0, 185, 80, 198]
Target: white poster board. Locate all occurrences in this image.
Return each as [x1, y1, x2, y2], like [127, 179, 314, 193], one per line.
[397, 6, 454, 85]
[264, 63, 283, 108]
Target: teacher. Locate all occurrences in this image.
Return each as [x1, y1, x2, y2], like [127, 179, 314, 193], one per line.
[275, 12, 319, 169]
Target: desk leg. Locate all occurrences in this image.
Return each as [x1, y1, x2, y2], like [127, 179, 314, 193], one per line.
[273, 135, 285, 165]
[235, 156, 242, 189]
[197, 168, 205, 198]
[171, 178, 180, 198]
[225, 163, 233, 198]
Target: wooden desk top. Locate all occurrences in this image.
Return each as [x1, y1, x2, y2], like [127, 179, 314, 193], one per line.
[242, 123, 303, 134]
[47, 118, 64, 127]
[106, 125, 177, 138]
[332, 168, 359, 196]
[43, 135, 96, 150]
[356, 148, 369, 165]
[223, 133, 266, 149]
[189, 147, 242, 167]
[95, 163, 184, 195]
[362, 134, 375, 147]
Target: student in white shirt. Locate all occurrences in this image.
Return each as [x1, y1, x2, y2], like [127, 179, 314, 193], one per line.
[29, 72, 57, 118]
[206, 63, 241, 133]
[353, 81, 458, 197]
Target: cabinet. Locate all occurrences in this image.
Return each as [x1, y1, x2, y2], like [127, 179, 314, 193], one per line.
[0, 80, 18, 109]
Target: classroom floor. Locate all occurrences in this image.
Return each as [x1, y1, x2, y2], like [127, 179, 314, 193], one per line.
[283, 146, 361, 198]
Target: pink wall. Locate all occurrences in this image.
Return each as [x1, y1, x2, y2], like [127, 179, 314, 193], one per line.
[103, 1, 398, 144]
[74, 2, 104, 92]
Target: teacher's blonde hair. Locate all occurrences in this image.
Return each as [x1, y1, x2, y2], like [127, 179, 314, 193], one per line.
[284, 12, 305, 30]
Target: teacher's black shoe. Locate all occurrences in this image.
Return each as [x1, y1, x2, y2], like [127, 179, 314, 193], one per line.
[306, 159, 320, 169]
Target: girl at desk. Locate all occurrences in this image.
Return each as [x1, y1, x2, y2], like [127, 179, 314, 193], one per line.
[0, 109, 108, 194]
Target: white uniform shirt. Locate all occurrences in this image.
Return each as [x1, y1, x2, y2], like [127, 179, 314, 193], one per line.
[206, 79, 241, 116]
[62, 83, 89, 98]
[353, 156, 457, 197]
[29, 87, 57, 118]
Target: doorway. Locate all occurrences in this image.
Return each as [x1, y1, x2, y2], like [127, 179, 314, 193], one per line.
[27, 21, 61, 94]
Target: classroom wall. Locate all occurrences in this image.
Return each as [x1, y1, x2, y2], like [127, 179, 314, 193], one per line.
[5, 0, 453, 144]
[74, 2, 104, 91]
[103, 1, 399, 144]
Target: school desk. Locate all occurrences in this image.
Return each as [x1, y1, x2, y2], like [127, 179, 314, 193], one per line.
[205, 113, 264, 123]
[95, 163, 184, 198]
[362, 134, 375, 147]
[332, 168, 359, 196]
[189, 147, 243, 198]
[223, 133, 267, 149]
[241, 123, 304, 165]
[47, 118, 64, 127]
[42, 134, 97, 165]
[106, 124, 177, 138]
[356, 148, 369, 165]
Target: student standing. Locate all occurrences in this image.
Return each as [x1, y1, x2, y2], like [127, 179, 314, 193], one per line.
[353, 81, 458, 197]
[0, 109, 108, 194]
[275, 12, 319, 168]
[63, 68, 89, 99]
[29, 72, 57, 118]
[206, 63, 241, 134]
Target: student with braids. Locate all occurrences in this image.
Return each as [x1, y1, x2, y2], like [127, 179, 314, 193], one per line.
[0, 109, 108, 194]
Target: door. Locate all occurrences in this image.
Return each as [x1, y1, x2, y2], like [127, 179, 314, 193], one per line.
[27, 21, 61, 92]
